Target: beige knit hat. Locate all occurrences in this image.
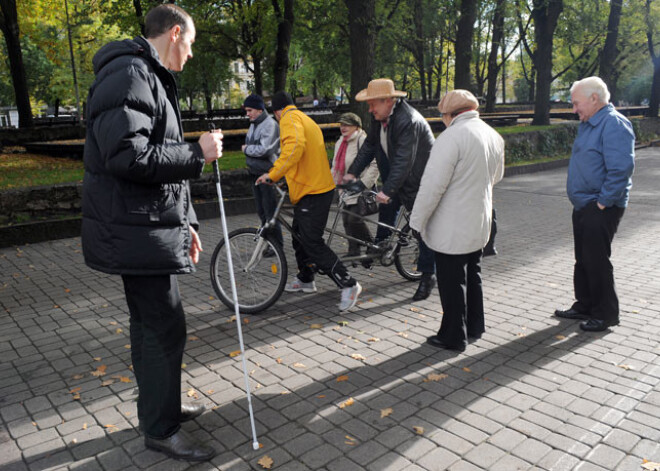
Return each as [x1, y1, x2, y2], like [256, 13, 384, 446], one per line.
[438, 89, 479, 114]
[355, 78, 407, 102]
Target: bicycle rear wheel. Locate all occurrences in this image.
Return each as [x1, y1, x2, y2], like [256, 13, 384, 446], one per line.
[210, 228, 287, 314]
[394, 226, 423, 281]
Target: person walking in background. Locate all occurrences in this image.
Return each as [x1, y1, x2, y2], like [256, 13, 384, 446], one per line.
[331, 112, 379, 260]
[343, 78, 437, 301]
[242, 93, 283, 253]
[554, 76, 635, 332]
[81, 4, 222, 461]
[411, 90, 504, 352]
[256, 92, 362, 312]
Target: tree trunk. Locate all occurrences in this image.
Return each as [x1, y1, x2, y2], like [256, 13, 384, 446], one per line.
[272, 0, 294, 93]
[649, 57, 660, 117]
[485, 0, 505, 112]
[413, 0, 427, 101]
[531, 0, 563, 125]
[252, 57, 263, 96]
[344, 0, 376, 125]
[599, 0, 622, 101]
[501, 39, 506, 104]
[454, 0, 478, 90]
[133, 0, 144, 35]
[0, 0, 33, 128]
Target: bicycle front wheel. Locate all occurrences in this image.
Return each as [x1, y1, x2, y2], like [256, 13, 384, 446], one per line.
[394, 226, 423, 281]
[210, 228, 287, 314]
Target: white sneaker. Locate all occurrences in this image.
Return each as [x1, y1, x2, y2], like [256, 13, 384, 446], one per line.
[284, 277, 317, 293]
[339, 282, 362, 311]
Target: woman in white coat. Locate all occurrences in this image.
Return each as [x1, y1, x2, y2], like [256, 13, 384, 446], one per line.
[410, 90, 505, 352]
[331, 113, 380, 257]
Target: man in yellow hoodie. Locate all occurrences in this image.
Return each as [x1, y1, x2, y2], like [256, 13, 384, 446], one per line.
[256, 91, 362, 311]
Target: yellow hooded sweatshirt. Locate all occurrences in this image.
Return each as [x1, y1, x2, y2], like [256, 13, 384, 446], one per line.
[268, 105, 335, 204]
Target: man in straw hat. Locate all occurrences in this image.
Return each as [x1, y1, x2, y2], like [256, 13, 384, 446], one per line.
[411, 89, 504, 352]
[343, 78, 436, 301]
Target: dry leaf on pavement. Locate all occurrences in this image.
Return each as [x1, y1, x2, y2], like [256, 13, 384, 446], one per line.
[229, 350, 241, 357]
[380, 407, 393, 418]
[642, 462, 660, 471]
[367, 337, 380, 342]
[310, 324, 323, 329]
[413, 426, 424, 435]
[257, 455, 274, 469]
[90, 365, 107, 377]
[293, 362, 306, 368]
[187, 388, 199, 399]
[338, 397, 355, 409]
[423, 373, 448, 382]
[336, 375, 349, 382]
[350, 353, 366, 361]
[101, 380, 115, 387]
[462, 367, 471, 373]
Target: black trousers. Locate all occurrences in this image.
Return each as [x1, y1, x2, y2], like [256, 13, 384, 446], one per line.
[571, 202, 625, 323]
[434, 250, 485, 349]
[342, 203, 373, 255]
[122, 274, 186, 439]
[292, 190, 355, 288]
[251, 174, 283, 246]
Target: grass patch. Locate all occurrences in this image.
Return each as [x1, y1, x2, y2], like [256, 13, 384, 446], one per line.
[507, 153, 570, 167]
[496, 124, 556, 135]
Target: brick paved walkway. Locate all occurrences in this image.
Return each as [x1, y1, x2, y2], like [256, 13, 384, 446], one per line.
[1, 148, 659, 471]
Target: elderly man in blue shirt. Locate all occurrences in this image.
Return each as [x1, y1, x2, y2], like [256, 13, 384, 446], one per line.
[554, 76, 635, 332]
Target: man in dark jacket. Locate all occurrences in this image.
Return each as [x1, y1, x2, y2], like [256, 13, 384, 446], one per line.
[344, 78, 436, 301]
[242, 93, 283, 249]
[82, 4, 222, 462]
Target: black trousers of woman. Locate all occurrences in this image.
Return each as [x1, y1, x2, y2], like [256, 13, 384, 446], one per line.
[122, 274, 186, 439]
[434, 249, 485, 349]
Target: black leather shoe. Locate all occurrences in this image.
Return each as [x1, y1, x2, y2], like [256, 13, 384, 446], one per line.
[145, 429, 216, 462]
[554, 308, 590, 320]
[181, 403, 205, 422]
[413, 273, 435, 301]
[426, 335, 466, 352]
[579, 319, 619, 332]
[483, 245, 497, 256]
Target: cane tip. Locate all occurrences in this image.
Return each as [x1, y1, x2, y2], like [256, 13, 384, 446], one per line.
[252, 441, 260, 451]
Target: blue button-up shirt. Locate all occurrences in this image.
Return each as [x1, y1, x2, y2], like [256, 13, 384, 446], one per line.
[567, 104, 635, 211]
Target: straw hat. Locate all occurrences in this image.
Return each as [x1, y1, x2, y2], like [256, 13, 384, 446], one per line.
[438, 89, 479, 115]
[355, 78, 407, 102]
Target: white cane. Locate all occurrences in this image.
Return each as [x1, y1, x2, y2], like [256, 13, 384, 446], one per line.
[210, 127, 260, 451]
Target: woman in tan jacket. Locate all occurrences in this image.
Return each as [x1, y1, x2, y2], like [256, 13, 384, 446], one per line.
[331, 113, 380, 257]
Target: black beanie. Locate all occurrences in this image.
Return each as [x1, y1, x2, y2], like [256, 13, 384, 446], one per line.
[243, 94, 265, 110]
[271, 91, 294, 111]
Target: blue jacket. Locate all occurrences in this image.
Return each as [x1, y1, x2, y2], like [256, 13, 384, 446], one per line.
[567, 104, 635, 211]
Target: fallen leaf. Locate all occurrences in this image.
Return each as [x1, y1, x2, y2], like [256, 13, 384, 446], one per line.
[280, 390, 290, 395]
[413, 426, 424, 435]
[229, 350, 241, 358]
[243, 318, 250, 325]
[187, 388, 198, 398]
[72, 394, 81, 400]
[188, 336, 199, 341]
[336, 375, 349, 382]
[617, 364, 634, 370]
[351, 353, 366, 361]
[181, 363, 187, 369]
[93, 357, 101, 361]
[71, 438, 77, 444]
[104, 424, 117, 431]
[338, 397, 355, 409]
[101, 380, 115, 387]
[276, 358, 283, 364]
[337, 321, 349, 327]
[423, 373, 449, 382]
[310, 324, 323, 329]
[31, 421, 36, 426]
[69, 387, 82, 394]
[410, 307, 420, 312]
[317, 394, 326, 398]
[72, 374, 84, 380]
[228, 315, 236, 323]
[632, 309, 640, 314]
[367, 337, 380, 342]
[380, 407, 393, 418]
[109, 321, 117, 325]
[207, 390, 215, 394]
[555, 335, 566, 340]
[90, 365, 107, 377]
[257, 455, 274, 469]
[398, 332, 409, 338]
[115, 328, 123, 334]
[462, 367, 471, 373]
[124, 344, 131, 349]
[293, 362, 306, 368]
[119, 376, 132, 383]
[82, 423, 87, 430]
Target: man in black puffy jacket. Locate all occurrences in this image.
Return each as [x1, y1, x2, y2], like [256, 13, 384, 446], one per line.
[82, 4, 222, 462]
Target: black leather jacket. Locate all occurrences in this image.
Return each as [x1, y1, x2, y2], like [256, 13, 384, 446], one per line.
[347, 99, 435, 210]
[82, 37, 205, 275]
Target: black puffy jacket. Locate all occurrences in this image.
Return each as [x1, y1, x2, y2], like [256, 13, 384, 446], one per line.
[347, 99, 435, 210]
[82, 37, 205, 275]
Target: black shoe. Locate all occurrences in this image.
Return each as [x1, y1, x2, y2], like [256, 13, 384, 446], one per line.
[554, 308, 590, 320]
[468, 333, 482, 343]
[180, 403, 205, 422]
[145, 429, 216, 462]
[426, 335, 466, 352]
[483, 246, 497, 256]
[579, 319, 619, 332]
[413, 273, 435, 301]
